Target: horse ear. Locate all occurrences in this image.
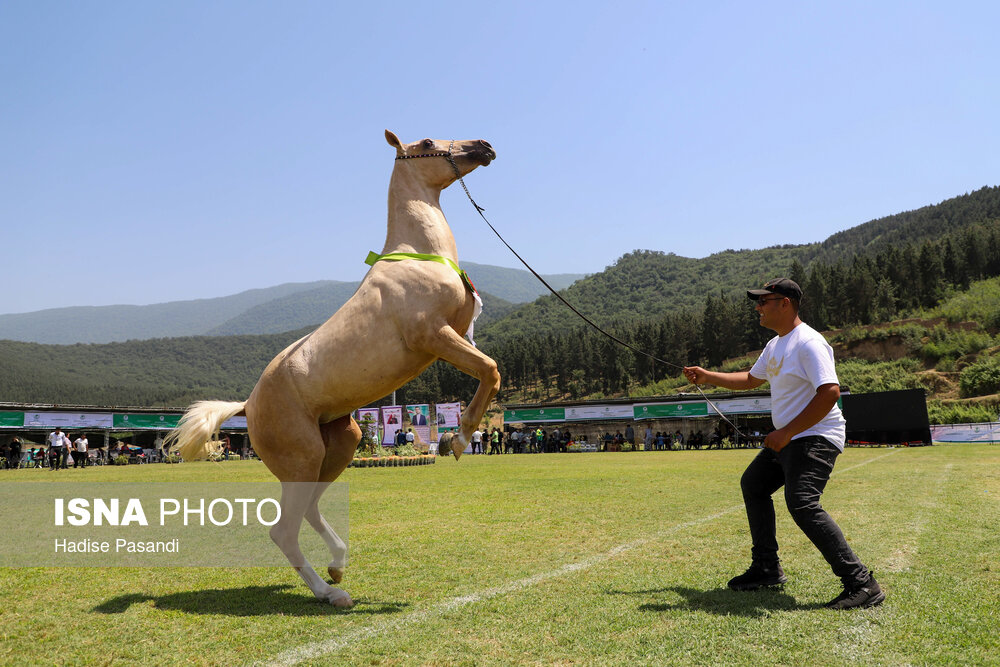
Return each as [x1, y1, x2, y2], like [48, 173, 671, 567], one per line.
[385, 130, 403, 151]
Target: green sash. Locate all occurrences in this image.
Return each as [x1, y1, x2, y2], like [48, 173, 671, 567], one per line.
[365, 251, 477, 294]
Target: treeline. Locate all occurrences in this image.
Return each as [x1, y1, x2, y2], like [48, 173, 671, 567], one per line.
[796, 220, 1000, 329]
[0, 329, 308, 406]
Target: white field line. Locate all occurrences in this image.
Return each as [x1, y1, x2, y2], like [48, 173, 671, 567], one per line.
[833, 460, 952, 664]
[259, 449, 900, 667]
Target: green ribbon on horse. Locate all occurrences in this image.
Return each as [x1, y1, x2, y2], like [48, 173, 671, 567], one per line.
[364, 251, 478, 295]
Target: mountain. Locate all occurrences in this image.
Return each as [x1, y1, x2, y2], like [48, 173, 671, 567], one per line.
[0, 263, 585, 344]
[0, 281, 334, 345]
[206, 262, 579, 336]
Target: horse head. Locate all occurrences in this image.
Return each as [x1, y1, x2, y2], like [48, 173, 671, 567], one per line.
[385, 130, 496, 189]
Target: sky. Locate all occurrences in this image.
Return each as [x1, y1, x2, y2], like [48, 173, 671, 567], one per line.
[2, 1, 999, 315]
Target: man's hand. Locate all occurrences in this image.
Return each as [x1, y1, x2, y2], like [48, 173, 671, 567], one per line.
[763, 427, 792, 452]
[683, 366, 707, 384]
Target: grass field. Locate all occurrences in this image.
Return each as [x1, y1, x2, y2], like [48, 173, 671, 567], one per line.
[1, 444, 997, 666]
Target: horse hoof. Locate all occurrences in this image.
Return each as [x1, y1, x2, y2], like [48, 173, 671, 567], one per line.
[326, 588, 353, 608]
[328, 566, 345, 583]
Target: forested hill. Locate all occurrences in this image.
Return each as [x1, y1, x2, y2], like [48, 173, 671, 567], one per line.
[812, 185, 1000, 264]
[0, 328, 311, 407]
[479, 185, 1000, 344]
[478, 245, 815, 344]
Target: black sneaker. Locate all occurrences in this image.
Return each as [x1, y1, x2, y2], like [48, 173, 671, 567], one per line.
[825, 574, 885, 609]
[727, 562, 787, 591]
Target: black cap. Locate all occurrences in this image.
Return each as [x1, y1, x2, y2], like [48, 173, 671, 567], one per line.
[747, 277, 802, 301]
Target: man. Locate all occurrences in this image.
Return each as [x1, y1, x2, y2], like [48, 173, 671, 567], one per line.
[47, 427, 68, 470]
[470, 428, 482, 454]
[683, 278, 883, 610]
[73, 433, 89, 468]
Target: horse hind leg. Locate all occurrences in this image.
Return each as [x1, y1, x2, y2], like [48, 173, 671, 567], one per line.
[304, 416, 360, 584]
[253, 410, 353, 607]
[271, 480, 353, 607]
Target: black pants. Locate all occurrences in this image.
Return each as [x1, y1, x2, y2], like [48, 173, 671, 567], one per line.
[50, 448, 67, 469]
[74, 452, 87, 467]
[741, 436, 869, 586]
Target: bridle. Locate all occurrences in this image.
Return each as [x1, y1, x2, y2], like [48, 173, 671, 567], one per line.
[393, 138, 747, 438]
[395, 140, 487, 213]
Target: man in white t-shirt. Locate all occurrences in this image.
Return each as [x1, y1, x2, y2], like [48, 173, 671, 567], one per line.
[47, 427, 68, 470]
[73, 433, 89, 468]
[683, 278, 883, 610]
[470, 429, 482, 454]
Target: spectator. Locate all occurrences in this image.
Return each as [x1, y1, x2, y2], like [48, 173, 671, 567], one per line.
[73, 433, 89, 468]
[471, 428, 482, 454]
[47, 427, 68, 471]
[644, 426, 653, 451]
[624, 424, 635, 447]
[405, 428, 415, 447]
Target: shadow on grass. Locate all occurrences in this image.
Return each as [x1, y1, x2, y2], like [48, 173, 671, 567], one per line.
[93, 584, 410, 617]
[606, 586, 824, 617]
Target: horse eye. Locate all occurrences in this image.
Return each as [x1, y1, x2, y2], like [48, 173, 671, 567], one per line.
[422, 139, 434, 148]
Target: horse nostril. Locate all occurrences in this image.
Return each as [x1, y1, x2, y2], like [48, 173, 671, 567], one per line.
[479, 140, 492, 149]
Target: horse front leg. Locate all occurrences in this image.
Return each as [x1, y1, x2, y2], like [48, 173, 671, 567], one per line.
[416, 325, 500, 460]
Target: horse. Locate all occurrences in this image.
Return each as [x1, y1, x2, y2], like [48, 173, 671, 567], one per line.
[165, 131, 500, 607]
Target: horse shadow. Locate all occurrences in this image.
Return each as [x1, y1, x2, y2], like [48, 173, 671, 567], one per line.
[93, 584, 410, 617]
[606, 585, 824, 617]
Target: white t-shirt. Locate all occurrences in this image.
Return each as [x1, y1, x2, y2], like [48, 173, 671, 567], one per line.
[74, 438, 88, 452]
[750, 322, 847, 449]
[48, 432, 65, 448]
[471, 430, 482, 443]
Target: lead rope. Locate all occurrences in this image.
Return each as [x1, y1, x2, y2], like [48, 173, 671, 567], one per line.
[439, 143, 745, 438]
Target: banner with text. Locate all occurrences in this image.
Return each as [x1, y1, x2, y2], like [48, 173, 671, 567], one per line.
[381, 406, 402, 446]
[0, 412, 24, 428]
[356, 408, 380, 445]
[504, 407, 566, 423]
[564, 404, 635, 421]
[25, 412, 115, 429]
[405, 404, 431, 445]
[710, 396, 773, 415]
[930, 423, 999, 444]
[435, 402, 461, 433]
[633, 402, 708, 419]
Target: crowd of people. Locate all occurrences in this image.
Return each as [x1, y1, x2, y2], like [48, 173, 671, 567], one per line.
[0, 429, 254, 469]
[458, 424, 737, 454]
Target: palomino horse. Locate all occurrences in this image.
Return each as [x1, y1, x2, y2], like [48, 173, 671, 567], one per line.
[165, 131, 500, 606]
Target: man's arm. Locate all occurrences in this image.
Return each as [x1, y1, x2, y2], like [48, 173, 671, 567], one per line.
[683, 366, 766, 391]
[763, 382, 841, 452]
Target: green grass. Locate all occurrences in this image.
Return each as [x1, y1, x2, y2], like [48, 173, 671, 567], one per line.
[1, 446, 998, 666]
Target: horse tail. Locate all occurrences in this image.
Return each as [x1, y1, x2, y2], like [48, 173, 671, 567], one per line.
[164, 400, 247, 461]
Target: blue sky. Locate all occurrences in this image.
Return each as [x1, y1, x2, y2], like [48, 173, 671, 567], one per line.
[2, 1, 998, 315]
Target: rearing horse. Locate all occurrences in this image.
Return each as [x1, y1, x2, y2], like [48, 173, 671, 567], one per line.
[166, 131, 500, 606]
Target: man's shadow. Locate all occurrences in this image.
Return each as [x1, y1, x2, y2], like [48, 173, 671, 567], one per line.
[607, 586, 824, 617]
[93, 584, 410, 617]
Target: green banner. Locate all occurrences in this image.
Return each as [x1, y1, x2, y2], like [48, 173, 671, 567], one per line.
[633, 402, 708, 419]
[0, 412, 24, 427]
[503, 407, 566, 423]
[113, 414, 181, 429]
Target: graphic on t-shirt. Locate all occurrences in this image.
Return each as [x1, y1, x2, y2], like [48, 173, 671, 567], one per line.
[765, 356, 784, 379]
